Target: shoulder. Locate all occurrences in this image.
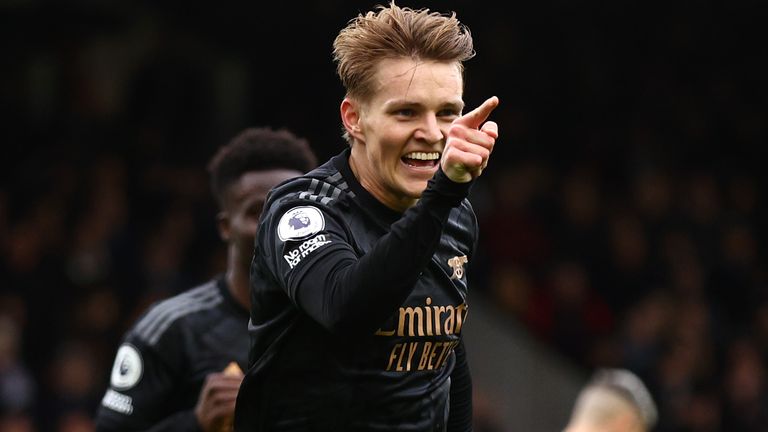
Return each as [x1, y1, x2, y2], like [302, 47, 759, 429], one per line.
[268, 161, 354, 211]
[129, 280, 224, 347]
[457, 198, 476, 217]
[450, 199, 478, 230]
[261, 161, 355, 236]
[444, 199, 478, 249]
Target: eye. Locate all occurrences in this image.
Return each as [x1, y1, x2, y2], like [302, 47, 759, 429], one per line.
[394, 108, 416, 118]
[438, 108, 460, 118]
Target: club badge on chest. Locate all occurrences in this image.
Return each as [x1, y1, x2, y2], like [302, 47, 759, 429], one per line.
[447, 255, 468, 280]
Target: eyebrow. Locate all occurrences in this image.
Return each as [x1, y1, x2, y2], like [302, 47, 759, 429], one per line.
[384, 99, 465, 111]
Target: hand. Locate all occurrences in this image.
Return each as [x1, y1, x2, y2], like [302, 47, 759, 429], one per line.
[194, 371, 244, 432]
[441, 96, 500, 183]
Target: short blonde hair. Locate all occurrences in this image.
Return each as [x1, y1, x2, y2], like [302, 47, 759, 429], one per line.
[333, 1, 475, 102]
[566, 369, 658, 432]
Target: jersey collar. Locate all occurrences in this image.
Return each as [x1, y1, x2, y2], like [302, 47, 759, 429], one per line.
[332, 148, 404, 227]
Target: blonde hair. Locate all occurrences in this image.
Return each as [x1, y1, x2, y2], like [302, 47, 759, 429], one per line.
[569, 387, 643, 429]
[565, 369, 658, 432]
[333, 1, 475, 102]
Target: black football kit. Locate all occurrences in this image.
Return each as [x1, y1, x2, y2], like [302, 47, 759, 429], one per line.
[95, 276, 249, 431]
[235, 149, 476, 432]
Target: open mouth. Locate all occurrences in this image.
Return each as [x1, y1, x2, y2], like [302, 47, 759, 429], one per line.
[401, 151, 441, 168]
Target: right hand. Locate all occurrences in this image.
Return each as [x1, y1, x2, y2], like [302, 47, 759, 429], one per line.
[194, 371, 244, 432]
[441, 96, 500, 183]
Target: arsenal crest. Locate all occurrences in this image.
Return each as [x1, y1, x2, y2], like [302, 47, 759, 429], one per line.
[447, 255, 468, 280]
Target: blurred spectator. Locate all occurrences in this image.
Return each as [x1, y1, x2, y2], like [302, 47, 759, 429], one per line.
[479, 162, 553, 272]
[0, 314, 36, 415]
[0, 412, 36, 432]
[722, 338, 768, 431]
[620, 291, 671, 384]
[57, 411, 95, 432]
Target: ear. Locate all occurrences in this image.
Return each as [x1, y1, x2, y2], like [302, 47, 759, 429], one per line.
[340, 97, 365, 142]
[216, 212, 231, 242]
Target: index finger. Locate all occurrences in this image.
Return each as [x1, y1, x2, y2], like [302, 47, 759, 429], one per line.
[454, 96, 499, 129]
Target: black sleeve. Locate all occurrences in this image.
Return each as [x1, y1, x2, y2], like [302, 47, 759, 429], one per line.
[95, 336, 201, 432]
[263, 168, 472, 336]
[447, 340, 473, 432]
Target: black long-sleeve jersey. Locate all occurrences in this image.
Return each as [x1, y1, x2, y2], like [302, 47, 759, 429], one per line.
[95, 276, 249, 431]
[235, 149, 477, 432]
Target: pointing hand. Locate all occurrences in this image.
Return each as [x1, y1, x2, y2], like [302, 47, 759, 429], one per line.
[441, 96, 500, 183]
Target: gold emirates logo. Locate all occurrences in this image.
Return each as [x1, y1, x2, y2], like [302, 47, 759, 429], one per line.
[375, 297, 468, 338]
[448, 255, 468, 280]
[375, 297, 469, 372]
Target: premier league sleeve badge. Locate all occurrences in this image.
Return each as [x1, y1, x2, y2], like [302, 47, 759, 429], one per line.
[277, 206, 326, 241]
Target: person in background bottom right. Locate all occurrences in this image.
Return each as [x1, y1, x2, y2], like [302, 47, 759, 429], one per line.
[564, 368, 658, 432]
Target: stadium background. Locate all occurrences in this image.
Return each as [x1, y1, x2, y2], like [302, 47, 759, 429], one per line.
[1, 0, 766, 430]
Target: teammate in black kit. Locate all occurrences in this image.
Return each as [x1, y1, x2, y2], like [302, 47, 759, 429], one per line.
[234, 3, 500, 431]
[95, 128, 316, 431]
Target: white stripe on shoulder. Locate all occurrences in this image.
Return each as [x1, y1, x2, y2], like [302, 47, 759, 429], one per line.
[134, 281, 223, 345]
[134, 282, 216, 337]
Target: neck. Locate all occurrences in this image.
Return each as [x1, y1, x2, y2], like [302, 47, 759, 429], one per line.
[225, 247, 251, 310]
[349, 144, 417, 212]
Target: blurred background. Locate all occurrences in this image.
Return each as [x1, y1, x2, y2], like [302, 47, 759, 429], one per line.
[1, 0, 766, 431]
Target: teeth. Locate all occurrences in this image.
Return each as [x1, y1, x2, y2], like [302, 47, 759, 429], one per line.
[404, 152, 440, 160]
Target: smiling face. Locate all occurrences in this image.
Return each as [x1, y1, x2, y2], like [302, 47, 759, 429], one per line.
[344, 57, 464, 211]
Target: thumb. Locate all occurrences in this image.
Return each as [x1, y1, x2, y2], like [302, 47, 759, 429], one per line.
[454, 96, 499, 129]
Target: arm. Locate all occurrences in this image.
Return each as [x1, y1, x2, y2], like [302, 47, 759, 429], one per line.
[268, 167, 471, 336]
[95, 340, 193, 432]
[96, 343, 241, 432]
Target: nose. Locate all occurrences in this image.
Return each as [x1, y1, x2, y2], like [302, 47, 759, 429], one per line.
[414, 114, 444, 143]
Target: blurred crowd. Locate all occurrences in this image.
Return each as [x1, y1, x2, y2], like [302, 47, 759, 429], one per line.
[1, 1, 766, 431]
[471, 155, 766, 431]
[0, 153, 224, 431]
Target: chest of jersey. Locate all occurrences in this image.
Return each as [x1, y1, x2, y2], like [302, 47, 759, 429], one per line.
[345, 208, 473, 373]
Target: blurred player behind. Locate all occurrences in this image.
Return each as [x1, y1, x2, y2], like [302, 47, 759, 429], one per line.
[95, 127, 316, 431]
